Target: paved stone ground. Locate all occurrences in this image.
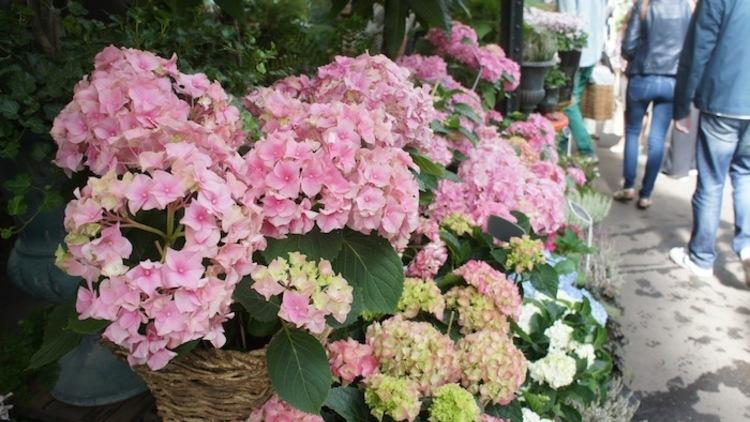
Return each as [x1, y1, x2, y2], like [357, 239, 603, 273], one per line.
[595, 137, 750, 421]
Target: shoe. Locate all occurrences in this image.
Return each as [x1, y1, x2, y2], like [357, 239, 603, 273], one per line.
[613, 188, 635, 202]
[637, 197, 652, 209]
[741, 248, 750, 287]
[669, 247, 714, 278]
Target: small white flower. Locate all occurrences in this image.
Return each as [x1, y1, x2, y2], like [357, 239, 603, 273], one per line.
[528, 352, 576, 389]
[521, 407, 553, 422]
[544, 320, 573, 352]
[571, 341, 596, 368]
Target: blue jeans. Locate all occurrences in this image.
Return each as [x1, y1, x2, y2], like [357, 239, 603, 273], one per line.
[623, 75, 676, 198]
[689, 113, 750, 269]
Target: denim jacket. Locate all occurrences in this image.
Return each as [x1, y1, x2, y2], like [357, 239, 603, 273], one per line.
[674, 0, 750, 119]
[621, 0, 692, 77]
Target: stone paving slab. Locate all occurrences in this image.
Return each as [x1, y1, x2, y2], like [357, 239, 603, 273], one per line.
[596, 141, 750, 421]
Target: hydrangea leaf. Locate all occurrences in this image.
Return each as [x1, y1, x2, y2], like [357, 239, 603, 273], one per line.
[324, 386, 371, 422]
[262, 227, 343, 263]
[267, 326, 331, 414]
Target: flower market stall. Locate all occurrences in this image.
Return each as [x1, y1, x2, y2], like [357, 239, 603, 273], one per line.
[1, 2, 633, 421]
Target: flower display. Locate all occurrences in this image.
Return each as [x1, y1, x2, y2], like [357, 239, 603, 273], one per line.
[457, 329, 527, 405]
[397, 278, 446, 319]
[504, 235, 546, 273]
[524, 7, 588, 51]
[454, 260, 522, 320]
[52, 46, 244, 175]
[528, 351, 577, 389]
[428, 384, 480, 422]
[366, 316, 460, 395]
[250, 253, 353, 334]
[405, 240, 448, 280]
[57, 142, 264, 370]
[326, 339, 379, 385]
[248, 395, 323, 422]
[445, 286, 511, 335]
[425, 22, 520, 90]
[365, 374, 422, 422]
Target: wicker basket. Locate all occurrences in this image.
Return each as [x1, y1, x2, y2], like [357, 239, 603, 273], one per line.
[108, 344, 272, 421]
[581, 83, 615, 121]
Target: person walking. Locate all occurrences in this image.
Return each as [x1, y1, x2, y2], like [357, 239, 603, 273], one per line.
[558, 0, 607, 159]
[613, 0, 692, 209]
[669, 0, 750, 284]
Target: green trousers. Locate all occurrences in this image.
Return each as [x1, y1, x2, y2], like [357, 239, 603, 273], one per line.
[562, 66, 596, 157]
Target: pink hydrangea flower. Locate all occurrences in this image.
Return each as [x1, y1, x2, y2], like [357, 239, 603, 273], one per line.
[326, 339, 379, 384]
[247, 395, 323, 422]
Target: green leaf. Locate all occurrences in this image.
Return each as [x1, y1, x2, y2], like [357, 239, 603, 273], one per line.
[233, 277, 281, 322]
[173, 339, 200, 356]
[3, 174, 31, 194]
[215, 0, 245, 20]
[453, 103, 482, 123]
[325, 386, 371, 422]
[408, 0, 451, 31]
[0, 228, 13, 239]
[263, 227, 344, 263]
[410, 151, 444, 177]
[430, 120, 450, 135]
[383, 0, 408, 58]
[333, 230, 404, 314]
[246, 317, 281, 338]
[0, 98, 19, 119]
[482, 86, 497, 110]
[7, 195, 27, 217]
[524, 390, 554, 414]
[457, 126, 478, 144]
[554, 258, 577, 275]
[529, 264, 558, 298]
[267, 326, 332, 414]
[67, 317, 109, 335]
[490, 248, 508, 267]
[28, 302, 81, 370]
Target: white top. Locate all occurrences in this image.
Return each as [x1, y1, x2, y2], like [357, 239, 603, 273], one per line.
[558, 0, 607, 67]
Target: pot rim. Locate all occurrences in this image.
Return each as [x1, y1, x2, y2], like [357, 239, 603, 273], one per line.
[521, 59, 557, 67]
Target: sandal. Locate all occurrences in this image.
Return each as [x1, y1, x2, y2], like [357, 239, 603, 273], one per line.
[637, 197, 652, 209]
[613, 188, 635, 201]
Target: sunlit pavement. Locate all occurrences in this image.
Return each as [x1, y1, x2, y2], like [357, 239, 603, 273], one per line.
[596, 134, 750, 421]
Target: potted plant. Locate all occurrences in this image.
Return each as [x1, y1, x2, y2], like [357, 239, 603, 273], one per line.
[539, 67, 569, 113]
[524, 7, 587, 103]
[518, 25, 558, 113]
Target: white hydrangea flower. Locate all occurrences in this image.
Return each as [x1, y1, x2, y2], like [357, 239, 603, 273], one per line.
[521, 407, 553, 422]
[518, 302, 541, 333]
[544, 320, 573, 352]
[571, 341, 596, 368]
[528, 352, 577, 389]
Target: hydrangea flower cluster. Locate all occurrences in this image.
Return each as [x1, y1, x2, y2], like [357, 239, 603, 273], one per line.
[243, 56, 429, 249]
[440, 213, 475, 236]
[396, 54, 459, 89]
[544, 320, 574, 352]
[425, 22, 520, 90]
[428, 384, 480, 422]
[250, 252, 353, 334]
[506, 114, 556, 156]
[430, 136, 566, 235]
[247, 395, 323, 422]
[326, 339, 379, 385]
[457, 329, 527, 405]
[405, 240, 448, 280]
[528, 352, 577, 389]
[504, 235, 546, 273]
[445, 286, 511, 335]
[56, 144, 265, 369]
[567, 166, 587, 186]
[364, 374, 422, 422]
[397, 278, 446, 319]
[454, 260, 522, 320]
[521, 408, 553, 422]
[366, 316, 460, 395]
[52, 46, 244, 176]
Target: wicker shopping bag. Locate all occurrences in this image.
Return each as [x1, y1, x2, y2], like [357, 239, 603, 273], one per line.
[581, 83, 615, 121]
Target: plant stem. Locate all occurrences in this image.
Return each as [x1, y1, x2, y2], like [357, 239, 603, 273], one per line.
[447, 310, 455, 335]
[237, 312, 247, 350]
[122, 217, 167, 239]
[166, 204, 175, 246]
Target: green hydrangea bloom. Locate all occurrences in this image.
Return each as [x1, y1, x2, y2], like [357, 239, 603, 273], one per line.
[365, 374, 421, 421]
[504, 235, 545, 273]
[429, 384, 480, 422]
[441, 213, 475, 236]
[397, 278, 446, 319]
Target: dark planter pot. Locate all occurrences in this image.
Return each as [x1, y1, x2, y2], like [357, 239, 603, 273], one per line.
[4, 171, 146, 405]
[558, 50, 582, 103]
[519, 60, 555, 113]
[538, 87, 561, 114]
